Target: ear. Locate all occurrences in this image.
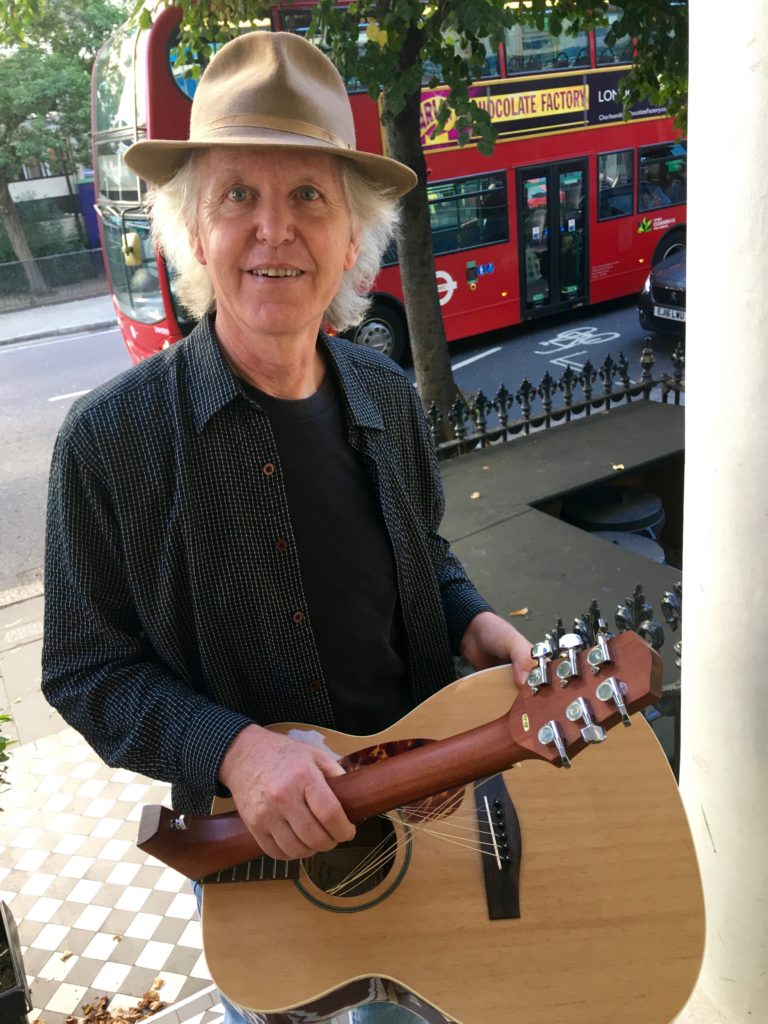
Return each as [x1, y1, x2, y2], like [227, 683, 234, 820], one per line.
[191, 230, 207, 267]
[343, 229, 361, 272]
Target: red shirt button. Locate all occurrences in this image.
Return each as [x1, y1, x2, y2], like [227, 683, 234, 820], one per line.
[262, 463, 276, 476]
[308, 679, 322, 694]
[292, 611, 304, 624]
[275, 537, 288, 552]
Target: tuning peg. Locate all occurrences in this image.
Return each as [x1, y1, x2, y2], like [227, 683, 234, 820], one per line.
[557, 632, 584, 684]
[537, 720, 571, 768]
[566, 696, 606, 744]
[595, 676, 631, 726]
[527, 640, 554, 694]
[586, 618, 614, 675]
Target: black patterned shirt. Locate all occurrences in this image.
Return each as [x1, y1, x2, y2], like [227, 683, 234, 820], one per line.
[42, 315, 492, 814]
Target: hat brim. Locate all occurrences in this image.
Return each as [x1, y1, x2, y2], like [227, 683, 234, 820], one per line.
[124, 128, 417, 198]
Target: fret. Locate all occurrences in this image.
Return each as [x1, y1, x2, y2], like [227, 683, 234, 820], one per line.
[201, 856, 301, 885]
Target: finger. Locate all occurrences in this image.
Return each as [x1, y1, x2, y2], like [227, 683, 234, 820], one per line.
[304, 776, 356, 845]
[268, 819, 319, 861]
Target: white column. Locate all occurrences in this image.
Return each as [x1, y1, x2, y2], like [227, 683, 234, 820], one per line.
[676, 4, 768, 1021]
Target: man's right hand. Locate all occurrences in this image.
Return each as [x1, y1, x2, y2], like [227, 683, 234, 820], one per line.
[218, 724, 355, 860]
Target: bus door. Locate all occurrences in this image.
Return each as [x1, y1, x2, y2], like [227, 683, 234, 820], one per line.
[517, 160, 589, 318]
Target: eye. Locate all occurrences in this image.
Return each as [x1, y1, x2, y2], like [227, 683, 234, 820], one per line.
[226, 186, 249, 203]
[298, 185, 320, 201]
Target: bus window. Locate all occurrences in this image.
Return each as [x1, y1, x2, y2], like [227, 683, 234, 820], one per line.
[504, 18, 589, 75]
[639, 143, 687, 211]
[93, 23, 147, 133]
[595, 5, 633, 65]
[428, 173, 508, 255]
[96, 139, 143, 204]
[280, 9, 370, 91]
[100, 210, 166, 325]
[422, 35, 500, 83]
[598, 150, 634, 219]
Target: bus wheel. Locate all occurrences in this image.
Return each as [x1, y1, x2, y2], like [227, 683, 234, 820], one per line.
[349, 304, 408, 364]
[652, 227, 686, 266]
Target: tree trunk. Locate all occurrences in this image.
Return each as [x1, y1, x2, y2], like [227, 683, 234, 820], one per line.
[0, 173, 48, 296]
[380, 28, 456, 440]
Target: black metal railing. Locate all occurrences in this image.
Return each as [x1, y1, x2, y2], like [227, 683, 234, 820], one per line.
[431, 343, 685, 458]
[0, 249, 108, 311]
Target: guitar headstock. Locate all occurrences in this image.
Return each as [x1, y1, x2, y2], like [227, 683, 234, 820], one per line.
[510, 629, 663, 768]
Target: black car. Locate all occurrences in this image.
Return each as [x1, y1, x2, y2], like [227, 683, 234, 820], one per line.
[638, 249, 686, 336]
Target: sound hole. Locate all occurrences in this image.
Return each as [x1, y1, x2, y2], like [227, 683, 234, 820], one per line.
[303, 816, 397, 898]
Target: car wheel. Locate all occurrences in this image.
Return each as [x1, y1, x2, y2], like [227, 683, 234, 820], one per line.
[652, 227, 686, 266]
[348, 303, 408, 364]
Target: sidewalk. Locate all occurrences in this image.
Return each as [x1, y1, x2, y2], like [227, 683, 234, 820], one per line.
[0, 295, 118, 347]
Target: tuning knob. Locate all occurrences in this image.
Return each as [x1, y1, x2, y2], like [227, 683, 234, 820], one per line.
[557, 632, 584, 684]
[566, 696, 606, 744]
[527, 640, 553, 694]
[537, 720, 571, 768]
[587, 618, 613, 675]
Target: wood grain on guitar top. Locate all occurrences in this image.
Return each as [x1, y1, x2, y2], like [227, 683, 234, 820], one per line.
[201, 664, 704, 1024]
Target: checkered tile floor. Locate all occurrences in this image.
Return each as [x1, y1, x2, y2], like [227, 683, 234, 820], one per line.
[0, 726, 227, 1024]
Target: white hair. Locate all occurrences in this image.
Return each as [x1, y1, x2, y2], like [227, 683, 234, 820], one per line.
[148, 150, 400, 331]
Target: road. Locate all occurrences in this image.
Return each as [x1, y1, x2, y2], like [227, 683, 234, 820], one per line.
[0, 299, 682, 595]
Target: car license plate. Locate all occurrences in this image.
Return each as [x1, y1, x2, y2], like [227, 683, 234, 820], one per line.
[654, 305, 686, 323]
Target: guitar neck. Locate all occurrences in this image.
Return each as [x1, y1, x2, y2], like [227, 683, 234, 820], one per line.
[138, 713, 532, 879]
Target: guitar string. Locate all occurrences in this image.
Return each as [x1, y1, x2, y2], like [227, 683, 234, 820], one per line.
[306, 775, 512, 895]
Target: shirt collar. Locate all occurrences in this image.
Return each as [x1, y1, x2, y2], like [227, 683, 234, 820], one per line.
[186, 314, 384, 434]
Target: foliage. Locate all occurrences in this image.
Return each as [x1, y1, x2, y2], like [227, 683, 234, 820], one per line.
[0, 197, 84, 261]
[0, 714, 15, 792]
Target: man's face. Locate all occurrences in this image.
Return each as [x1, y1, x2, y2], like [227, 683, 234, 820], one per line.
[192, 148, 360, 345]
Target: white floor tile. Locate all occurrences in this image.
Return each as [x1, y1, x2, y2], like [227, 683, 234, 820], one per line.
[81, 931, 122, 961]
[119, 783, 149, 802]
[52, 833, 86, 856]
[60, 855, 95, 879]
[114, 886, 151, 912]
[67, 879, 102, 904]
[165, 892, 198, 919]
[44, 982, 88, 1014]
[41, 792, 73, 813]
[190, 953, 213, 980]
[38, 949, 78, 983]
[98, 838, 132, 861]
[13, 849, 49, 872]
[20, 873, 55, 897]
[91, 817, 123, 839]
[124, 912, 162, 940]
[136, 940, 173, 970]
[33, 923, 72, 951]
[177, 920, 203, 949]
[77, 778, 107, 798]
[73, 904, 112, 932]
[154, 971, 187, 1003]
[91, 960, 132, 991]
[83, 797, 116, 818]
[157, 867, 186, 893]
[7, 827, 43, 848]
[105, 861, 141, 886]
[26, 896, 64, 923]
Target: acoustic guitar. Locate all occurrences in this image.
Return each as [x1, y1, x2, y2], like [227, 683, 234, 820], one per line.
[138, 630, 704, 1024]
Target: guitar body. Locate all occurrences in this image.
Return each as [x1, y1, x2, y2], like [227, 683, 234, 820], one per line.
[202, 665, 704, 1024]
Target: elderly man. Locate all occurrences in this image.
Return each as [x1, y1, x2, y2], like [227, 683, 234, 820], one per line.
[43, 30, 532, 1024]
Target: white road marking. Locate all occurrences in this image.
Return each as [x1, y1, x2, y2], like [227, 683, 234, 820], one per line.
[452, 346, 502, 371]
[48, 390, 91, 403]
[0, 327, 120, 353]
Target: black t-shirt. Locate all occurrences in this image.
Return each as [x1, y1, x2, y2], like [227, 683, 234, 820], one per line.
[241, 371, 412, 735]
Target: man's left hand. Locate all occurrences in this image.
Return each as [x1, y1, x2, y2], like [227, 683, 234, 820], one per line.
[460, 611, 534, 687]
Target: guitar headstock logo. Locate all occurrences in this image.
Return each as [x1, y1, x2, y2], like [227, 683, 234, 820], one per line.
[521, 713, 531, 733]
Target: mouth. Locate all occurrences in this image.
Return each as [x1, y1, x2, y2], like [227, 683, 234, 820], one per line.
[247, 267, 304, 278]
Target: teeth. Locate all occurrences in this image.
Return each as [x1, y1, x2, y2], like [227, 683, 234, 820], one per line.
[251, 268, 302, 277]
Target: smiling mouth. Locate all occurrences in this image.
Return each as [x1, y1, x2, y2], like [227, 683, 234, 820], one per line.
[248, 268, 303, 278]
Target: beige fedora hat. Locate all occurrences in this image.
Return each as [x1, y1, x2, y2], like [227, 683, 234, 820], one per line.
[124, 30, 417, 197]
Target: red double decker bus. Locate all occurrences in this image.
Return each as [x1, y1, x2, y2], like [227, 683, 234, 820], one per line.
[92, 4, 686, 364]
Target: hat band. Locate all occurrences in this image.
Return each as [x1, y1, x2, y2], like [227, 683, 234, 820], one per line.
[197, 113, 353, 150]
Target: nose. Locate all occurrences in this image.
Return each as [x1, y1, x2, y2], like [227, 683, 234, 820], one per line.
[253, 195, 295, 248]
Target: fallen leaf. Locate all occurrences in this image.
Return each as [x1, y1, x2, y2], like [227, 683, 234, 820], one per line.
[612, 463, 625, 471]
[508, 608, 529, 617]
[112, 934, 122, 941]
[470, 491, 481, 500]
[482, 465, 490, 470]
[151, 978, 164, 989]
[60, 950, 74, 961]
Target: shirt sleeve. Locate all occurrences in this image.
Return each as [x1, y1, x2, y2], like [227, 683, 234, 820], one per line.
[42, 415, 253, 799]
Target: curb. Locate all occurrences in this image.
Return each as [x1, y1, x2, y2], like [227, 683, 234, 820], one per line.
[0, 317, 119, 347]
[0, 582, 44, 609]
